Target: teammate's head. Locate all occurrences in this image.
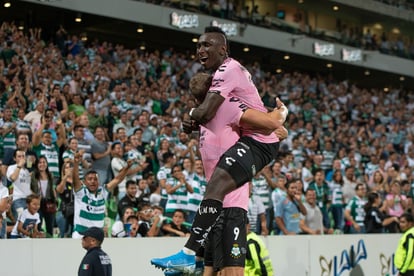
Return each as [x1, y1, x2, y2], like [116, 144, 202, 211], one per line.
[189, 73, 212, 103]
[197, 26, 229, 71]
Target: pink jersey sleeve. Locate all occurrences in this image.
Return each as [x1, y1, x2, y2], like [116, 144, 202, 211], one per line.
[211, 58, 279, 144]
[211, 58, 267, 113]
[204, 96, 243, 135]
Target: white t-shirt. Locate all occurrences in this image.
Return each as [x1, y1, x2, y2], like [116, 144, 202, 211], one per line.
[11, 208, 41, 238]
[7, 164, 31, 201]
[301, 202, 324, 234]
[111, 157, 127, 194]
[0, 185, 9, 219]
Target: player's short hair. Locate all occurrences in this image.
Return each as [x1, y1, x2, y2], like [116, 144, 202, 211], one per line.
[204, 26, 230, 55]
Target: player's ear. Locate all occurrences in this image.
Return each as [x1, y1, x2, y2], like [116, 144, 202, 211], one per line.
[220, 45, 227, 57]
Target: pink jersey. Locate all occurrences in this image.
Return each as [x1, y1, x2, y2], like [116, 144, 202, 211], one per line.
[210, 58, 279, 143]
[198, 97, 249, 210]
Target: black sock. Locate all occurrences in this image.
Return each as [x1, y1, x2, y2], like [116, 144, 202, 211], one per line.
[184, 199, 223, 252]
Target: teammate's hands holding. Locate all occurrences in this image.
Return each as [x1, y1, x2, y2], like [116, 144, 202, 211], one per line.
[275, 126, 288, 141]
[269, 98, 288, 126]
[274, 97, 288, 121]
[182, 119, 199, 134]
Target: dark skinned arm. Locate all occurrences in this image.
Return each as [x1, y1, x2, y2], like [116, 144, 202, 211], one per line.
[190, 92, 224, 125]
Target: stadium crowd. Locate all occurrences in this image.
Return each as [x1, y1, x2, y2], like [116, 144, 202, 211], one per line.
[151, 0, 414, 60]
[0, 20, 414, 239]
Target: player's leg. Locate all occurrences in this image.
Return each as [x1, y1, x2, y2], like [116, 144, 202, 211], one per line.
[184, 137, 278, 251]
[151, 137, 276, 272]
[217, 207, 247, 276]
[203, 211, 223, 276]
[182, 137, 260, 253]
[151, 144, 248, 272]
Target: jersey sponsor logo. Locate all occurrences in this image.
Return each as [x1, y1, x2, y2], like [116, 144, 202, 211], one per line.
[198, 205, 218, 215]
[194, 226, 211, 247]
[192, 226, 202, 235]
[230, 243, 242, 258]
[237, 141, 250, 150]
[225, 156, 236, 166]
[217, 65, 227, 72]
[211, 78, 224, 86]
[236, 148, 246, 157]
[229, 97, 248, 111]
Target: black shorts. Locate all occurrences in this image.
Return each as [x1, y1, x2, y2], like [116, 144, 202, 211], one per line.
[204, 207, 247, 271]
[217, 136, 279, 187]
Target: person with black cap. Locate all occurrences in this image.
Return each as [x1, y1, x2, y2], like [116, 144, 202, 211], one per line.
[78, 226, 112, 276]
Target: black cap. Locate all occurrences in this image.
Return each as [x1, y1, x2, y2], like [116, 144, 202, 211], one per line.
[81, 227, 104, 242]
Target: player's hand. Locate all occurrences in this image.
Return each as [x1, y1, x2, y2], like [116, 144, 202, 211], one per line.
[275, 97, 285, 108]
[182, 119, 199, 134]
[274, 126, 288, 141]
[274, 97, 288, 120]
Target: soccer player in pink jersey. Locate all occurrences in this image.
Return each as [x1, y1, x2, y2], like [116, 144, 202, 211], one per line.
[153, 71, 287, 274]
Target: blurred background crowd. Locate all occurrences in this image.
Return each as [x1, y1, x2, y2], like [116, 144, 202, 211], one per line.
[0, 0, 414, 240]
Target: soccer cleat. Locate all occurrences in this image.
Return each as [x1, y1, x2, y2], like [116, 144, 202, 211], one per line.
[163, 269, 183, 276]
[161, 260, 204, 276]
[151, 250, 196, 273]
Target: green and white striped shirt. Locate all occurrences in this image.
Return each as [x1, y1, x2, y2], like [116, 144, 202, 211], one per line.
[252, 175, 272, 210]
[33, 143, 60, 178]
[73, 185, 108, 234]
[157, 166, 172, 201]
[329, 181, 344, 207]
[346, 195, 367, 226]
[165, 177, 190, 213]
[16, 119, 32, 134]
[1, 121, 16, 151]
[187, 173, 207, 212]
